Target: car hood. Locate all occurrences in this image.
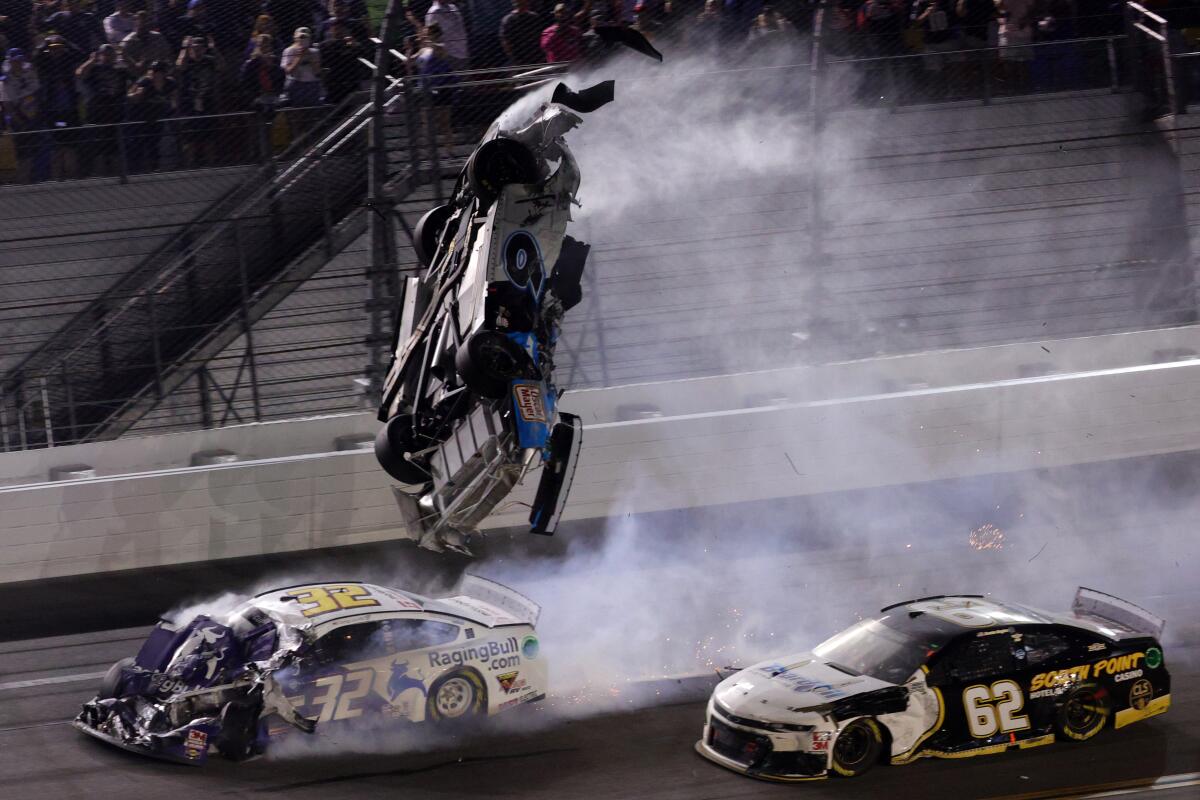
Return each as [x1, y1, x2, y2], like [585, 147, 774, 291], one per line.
[714, 653, 897, 723]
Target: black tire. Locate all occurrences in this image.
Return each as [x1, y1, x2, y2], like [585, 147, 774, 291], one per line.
[215, 700, 261, 761]
[831, 718, 883, 778]
[97, 657, 134, 699]
[1056, 684, 1110, 742]
[426, 670, 486, 723]
[466, 137, 539, 207]
[413, 204, 453, 269]
[375, 414, 431, 484]
[455, 331, 535, 399]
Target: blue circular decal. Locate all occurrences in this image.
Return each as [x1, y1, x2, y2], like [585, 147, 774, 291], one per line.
[503, 231, 544, 296]
[521, 634, 539, 659]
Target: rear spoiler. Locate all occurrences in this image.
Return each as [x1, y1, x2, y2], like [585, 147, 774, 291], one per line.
[1072, 587, 1165, 639]
[460, 574, 541, 626]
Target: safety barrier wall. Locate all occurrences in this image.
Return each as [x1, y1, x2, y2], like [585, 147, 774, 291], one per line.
[2, 324, 1199, 584]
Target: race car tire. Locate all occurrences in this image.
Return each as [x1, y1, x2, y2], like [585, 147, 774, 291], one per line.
[1055, 684, 1110, 742]
[97, 657, 135, 699]
[413, 204, 453, 269]
[467, 137, 539, 207]
[455, 331, 535, 399]
[215, 700, 261, 761]
[426, 670, 486, 723]
[375, 414, 430, 485]
[831, 718, 883, 778]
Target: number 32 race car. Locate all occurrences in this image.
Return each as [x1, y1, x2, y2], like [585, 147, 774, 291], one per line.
[75, 577, 545, 764]
[698, 588, 1169, 782]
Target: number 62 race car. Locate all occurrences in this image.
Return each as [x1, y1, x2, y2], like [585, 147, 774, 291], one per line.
[75, 577, 545, 764]
[698, 587, 1169, 781]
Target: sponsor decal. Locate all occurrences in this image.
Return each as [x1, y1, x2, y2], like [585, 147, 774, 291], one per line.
[497, 671, 527, 694]
[388, 660, 427, 700]
[499, 696, 524, 710]
[1128, 679, 1153, 710]
[501, 230, 545, 295]
[184, 729, 207, 759]
[521, 635, 540, 660]
[756, 663, 847, 700]
[1029, 687, 1066, 700]
[810, 731, 832, 752]
[1114, 669, 1144, 683]
[1087, 642, 1107, 652]
[465, 628, 476, 640]
[1145, 647, 1163, 669]
[1030, 652, 1146, 692]
[429, 637, 521, 671]
[513, 383, 546, 423]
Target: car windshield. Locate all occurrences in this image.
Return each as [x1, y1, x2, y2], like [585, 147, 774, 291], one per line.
[813, 619, 933, 684]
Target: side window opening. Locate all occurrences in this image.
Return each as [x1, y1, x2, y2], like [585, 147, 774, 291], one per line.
[314, 619, 460, 665]
[950, 635, 1015, 681]
[1014, 632, 1071, 668]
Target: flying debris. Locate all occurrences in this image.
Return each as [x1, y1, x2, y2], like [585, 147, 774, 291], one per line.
[75, 577, 544, 764]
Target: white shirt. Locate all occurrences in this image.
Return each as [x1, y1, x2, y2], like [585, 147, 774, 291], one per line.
[282, 45, 320, 82]
[425, 2, 469, 62]
[104, 12, 136, 45]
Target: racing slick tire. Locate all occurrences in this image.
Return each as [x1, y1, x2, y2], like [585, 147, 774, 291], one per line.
[830, 718, 884, 778]
[97, 657, 135, 699]
[215, 700, 262, 761]
[413, 204, 453, 269]
[375, 414, 431, 485]
[455, 331, 535, 399]
[426, 670, 486, 723]
[466, 137, 539, 207]
[1055, 684, 1110, 742]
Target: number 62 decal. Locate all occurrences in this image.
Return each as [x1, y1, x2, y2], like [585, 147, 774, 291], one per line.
[963, 679, 1031, 738]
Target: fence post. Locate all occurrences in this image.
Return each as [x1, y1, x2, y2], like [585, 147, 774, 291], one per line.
[116, 122, 129, 184]
[318, 155, 335, 260]
[39, 376, 53, 448]
[1107, 37, 1120, 92]
[146, 289, 165, 400]
[17, 384, 27, 450]
[62, 361, 77, 445]
[233, 221, 264, 422]
[0, 391, 8, 453]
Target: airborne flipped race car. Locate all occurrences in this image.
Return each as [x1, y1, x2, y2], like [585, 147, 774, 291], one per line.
[375, 38, 660, 555]
[75, 577, 545, 765]
[697, 588, 1170, 782]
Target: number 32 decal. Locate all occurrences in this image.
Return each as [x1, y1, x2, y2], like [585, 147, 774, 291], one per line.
[963, 680, 1031, 738]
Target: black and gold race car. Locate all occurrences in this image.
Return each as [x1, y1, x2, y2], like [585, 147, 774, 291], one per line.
[697, 588, 1169, 781]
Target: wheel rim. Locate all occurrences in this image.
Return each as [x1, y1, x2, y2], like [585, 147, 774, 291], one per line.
[834, 724, 871, 767]
[435, 677, 475, 719]
[1065, 690, 1103, 731]
[476, 338, 520, 379]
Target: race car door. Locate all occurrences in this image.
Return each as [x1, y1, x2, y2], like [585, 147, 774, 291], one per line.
[929, 631, 1028, 754]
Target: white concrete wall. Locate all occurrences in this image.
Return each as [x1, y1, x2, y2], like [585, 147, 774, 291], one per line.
[1, 324, 1198, 584]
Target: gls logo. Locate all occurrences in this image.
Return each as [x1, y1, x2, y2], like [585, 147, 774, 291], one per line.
[502, 231, 544, 297]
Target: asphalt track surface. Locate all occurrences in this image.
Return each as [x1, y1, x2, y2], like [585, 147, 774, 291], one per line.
[3, 453, 1200, 799]
[0, 629, 1196, 800]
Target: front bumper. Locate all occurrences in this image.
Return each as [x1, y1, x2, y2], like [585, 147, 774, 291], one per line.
[695, 703, 829, 781]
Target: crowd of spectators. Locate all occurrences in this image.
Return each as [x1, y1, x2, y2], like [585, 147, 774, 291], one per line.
[0, 0, 1128, 182]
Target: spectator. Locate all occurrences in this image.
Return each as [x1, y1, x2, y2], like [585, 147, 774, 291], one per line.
[0, 48, 45, 182]
[688, 0, 723, 55]
[122, 11, 172, 76]
[104, 0, 135, 44]
[177, 34, 222, 164]
[281, 26, 322, 106]
[745, 5, 791, 47]
[997, 0, 1034, 91]
[413, 22, 456, 157]
[33, 34, 83, 177]
[318, 17, 366, 104]
[126, 58, 175, 172]
[913, 0, 956, 96]
[425, 0, 469, 70]
[264, 0, 320, 44]
[321, 0, 369, 42]
[154, 0, 187, 47]
[245, 14, 277, 58]
[240, 32, 283, 112]
[500, 0, 544, 66]
[76, 42, 131, 174]
[541, 2, 586, 63]
[174, 0, 215, 47]
[43, 0, 104, 55]
[861, 0, 904, 56]
[0, 0, 35, 53]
